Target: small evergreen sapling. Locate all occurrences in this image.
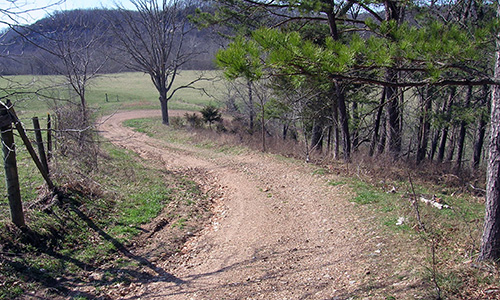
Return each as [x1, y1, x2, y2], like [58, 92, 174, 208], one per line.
[201, 105, 222, 128]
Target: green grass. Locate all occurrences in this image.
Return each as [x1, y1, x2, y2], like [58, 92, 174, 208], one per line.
[123, 117, 191, 145]
[312, 168, 328, 175]
[0, 71, 225, 117]
[193, 138, 247, 154]
[349, 178, 484, 235]
[351, 180, 386, 205]
[347, 176, 487, 298]
[0, 141, 206, 298]
[124, 116, 249, 155]
[0, 131, 45, 219]
[121, 119, 151, 135]
[327, 179, 347, 186]
[121, 186, 171, 225]
[172, 217, 188, 229]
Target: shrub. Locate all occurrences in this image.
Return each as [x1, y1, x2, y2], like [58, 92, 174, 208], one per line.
[216, 122, 227, 133]
[200, 105, 222, 128]
[184, 113, 203, 128]
[170, 116, 185, 129]
[52, 103, 99, 172]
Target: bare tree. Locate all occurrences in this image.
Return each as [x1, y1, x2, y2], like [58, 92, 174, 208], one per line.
[6, 10, 112, 174]
[112, 0, 204, 125]
[11, 9, 110, 126]
[0, 0, 64, 28]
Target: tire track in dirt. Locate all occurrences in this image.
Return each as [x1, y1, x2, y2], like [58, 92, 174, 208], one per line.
[98, 110, 419, 300]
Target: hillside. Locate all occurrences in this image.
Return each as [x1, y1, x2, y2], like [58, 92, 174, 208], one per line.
[0, 8, 222, 75]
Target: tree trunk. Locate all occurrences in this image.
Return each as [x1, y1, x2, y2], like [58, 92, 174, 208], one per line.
[446, 127, 456, 162]
[473, 117, 488, 169]
[336, 81, 351, 161]
[473, 85, 490, 169]
[333, 96, 340, 159]
[479, 4, 500, 261]
[334, 126, 340, 159]
[399, 85, 405, 142]
[385, 0, 402, 158]
[429, 129, 440, 161]
[261, 102, 266, 152]
[416, 87, 432, 165]
[438, 87, 456, 162]
[378, 113, 387, 154]
[248, 80, 255, 134]
[311, 122, 323, 153]
[326, 125, 332, 156]
[386, 68, 401, 157]
[352, 101, 360, 152]
[79, 94, 88, 127]
[326, 10, 350, 161]
[456, 86, 473, 169]
[159, 95, 169, 125]
[369, 88, 386, 157]
[438, 126, 449, 163]
[282, 124, 288, 140]
[430, 96, 449, 161]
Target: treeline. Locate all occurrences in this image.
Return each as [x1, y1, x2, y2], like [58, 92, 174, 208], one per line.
[0, 7, 221, 75]
[206, 0, 495, 171]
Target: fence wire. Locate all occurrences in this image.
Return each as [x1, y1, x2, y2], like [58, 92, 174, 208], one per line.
[0, 112, 100, 224]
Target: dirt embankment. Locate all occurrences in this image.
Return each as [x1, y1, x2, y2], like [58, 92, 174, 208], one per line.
[98, 110, 425, 300]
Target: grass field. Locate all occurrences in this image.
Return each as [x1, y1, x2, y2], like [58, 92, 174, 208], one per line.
[0, 70, 225, 119]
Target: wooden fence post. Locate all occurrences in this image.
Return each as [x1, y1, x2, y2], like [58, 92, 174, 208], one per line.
[2, 101, 54, 190]
[0, 105, 25, 227]
[33, 117, 49, 175]
[47, 114, 52, 161]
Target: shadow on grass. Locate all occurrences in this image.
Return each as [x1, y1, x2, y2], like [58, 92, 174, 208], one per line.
[0, 199, 184, 300]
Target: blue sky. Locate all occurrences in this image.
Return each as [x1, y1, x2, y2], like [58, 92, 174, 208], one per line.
[0, 0, 136, 28]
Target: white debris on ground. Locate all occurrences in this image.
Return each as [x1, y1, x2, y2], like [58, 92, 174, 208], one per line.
[419, 196, 451, 210]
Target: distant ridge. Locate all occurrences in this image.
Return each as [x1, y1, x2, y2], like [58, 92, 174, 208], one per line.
[0, 8, 220, 75]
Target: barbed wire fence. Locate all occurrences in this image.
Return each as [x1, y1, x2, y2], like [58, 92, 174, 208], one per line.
[0, 98, 102, 227]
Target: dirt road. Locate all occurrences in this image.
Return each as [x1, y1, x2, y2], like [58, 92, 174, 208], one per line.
[99, 110, 419, 299]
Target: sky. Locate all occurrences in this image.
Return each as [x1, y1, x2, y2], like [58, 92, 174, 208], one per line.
[0, 0, 136, 28]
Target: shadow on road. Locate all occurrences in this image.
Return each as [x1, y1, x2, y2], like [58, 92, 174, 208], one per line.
[122, 242, 425, 300]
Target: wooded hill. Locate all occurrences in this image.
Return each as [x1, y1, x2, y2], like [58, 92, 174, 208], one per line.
[0, 8, 221, 75]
